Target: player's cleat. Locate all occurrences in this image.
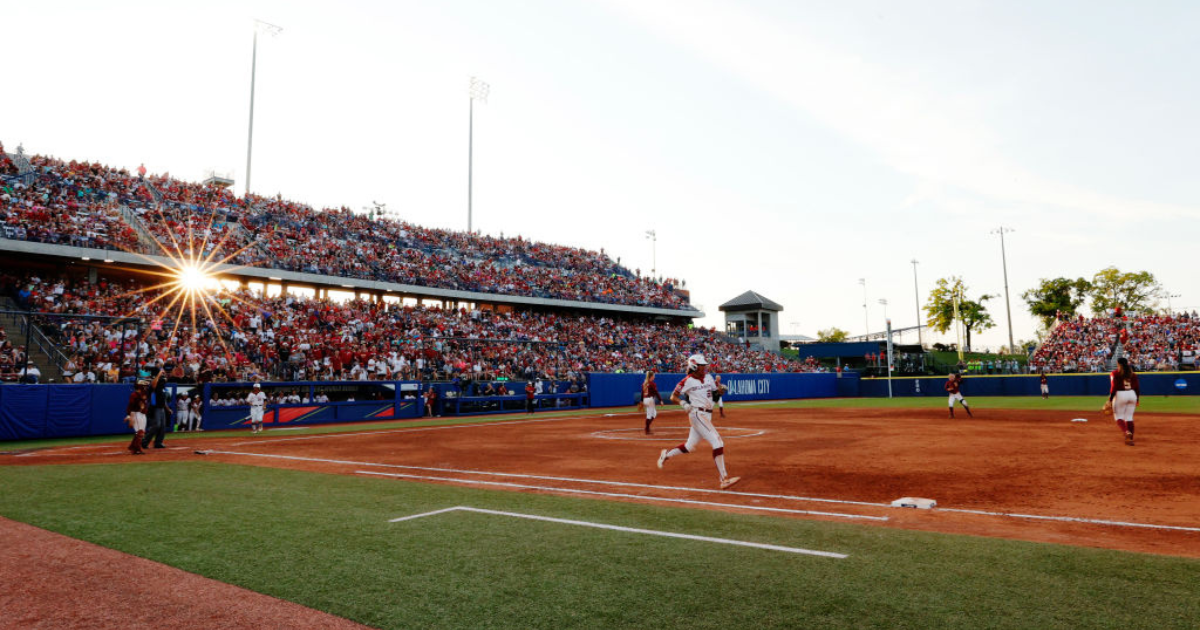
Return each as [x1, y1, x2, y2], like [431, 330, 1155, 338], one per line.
[1125, 431, 1134, 446]
[657, 449, 668, 469]
[719, 476, 741, 490]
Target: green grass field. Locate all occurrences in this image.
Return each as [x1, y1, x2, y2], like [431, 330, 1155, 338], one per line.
[2, 397, 1199, 628]
[2, 462, 1198, 629]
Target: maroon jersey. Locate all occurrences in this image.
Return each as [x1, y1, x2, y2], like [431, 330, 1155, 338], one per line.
[642, 381, 659, 399]
[944, 377, 962, 395]
[1040, 374, 1048, 385]
[126, 389, 149, 415]
[1108, 369, 1140, 398]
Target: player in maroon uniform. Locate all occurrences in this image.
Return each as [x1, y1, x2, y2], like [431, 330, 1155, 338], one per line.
[945, 372, 973, 418]
[1039, 371, 1049, 399]
[1107, 357, 1140, 446]
[641, 371, 660, 434]
[124, 379, 151, 455]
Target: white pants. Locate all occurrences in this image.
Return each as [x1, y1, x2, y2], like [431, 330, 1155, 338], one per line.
[643, 397, 657, 420]
[129, 411, 146, 432]
[948, 393, 965, 407]
[176, 410, 189, 428]
[250, 407, 265, 423]
[1040, 384, 1049, 395]
[684, 408, 723, 451]
[1113, 390, 1138, 422]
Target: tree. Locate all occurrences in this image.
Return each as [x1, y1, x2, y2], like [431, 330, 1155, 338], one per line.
[1022, 277, 1092, 329]
[924, 277, 996, 352]
[817, 327, 849, 343]
[1089, 267, 1161, 314]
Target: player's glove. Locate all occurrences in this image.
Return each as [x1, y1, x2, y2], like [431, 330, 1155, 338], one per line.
[1102, 400, 1113, 414]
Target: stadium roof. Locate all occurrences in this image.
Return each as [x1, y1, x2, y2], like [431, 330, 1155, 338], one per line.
[719, 291, 783, 312]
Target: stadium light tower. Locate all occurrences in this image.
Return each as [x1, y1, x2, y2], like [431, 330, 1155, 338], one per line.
[878, 298, 888, 326]
[245, 19, 282, 197]
[991, 227, 1016, 353]
[467, 76, 489, 234]
[858, 278, 869, 336]
[1166, 292, 1181, 313]
[645, 229, 657, 276]
[911, 259, 923, 347]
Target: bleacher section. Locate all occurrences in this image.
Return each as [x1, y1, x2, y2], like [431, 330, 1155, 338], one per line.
[1030, 313, 1200, 373]
[3, 271, 813, 384]
[1, 148, 694, 311]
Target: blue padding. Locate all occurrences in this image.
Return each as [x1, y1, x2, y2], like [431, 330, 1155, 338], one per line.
[0, 386, 49, 440]
[47, 385, 91, 436]
[586, 372, 839, 408]
[856, 373, 1200, 398]
[90, 385, 135, 436]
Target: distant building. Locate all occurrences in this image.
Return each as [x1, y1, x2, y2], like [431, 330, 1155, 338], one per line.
[720, 290, 783, 353]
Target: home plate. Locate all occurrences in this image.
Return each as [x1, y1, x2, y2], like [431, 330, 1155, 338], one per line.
[891, 497, 937, 509]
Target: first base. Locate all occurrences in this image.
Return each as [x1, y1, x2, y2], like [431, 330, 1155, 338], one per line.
[891, 497, 937, 509]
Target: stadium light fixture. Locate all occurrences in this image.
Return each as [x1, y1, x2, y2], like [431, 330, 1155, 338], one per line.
[911, 259, 923, 347]
[467, 76, 490, 234]
[245, 19, 283, 197]
[1166, 293, 1182, 313]
[645, 230, 657, 276]
[878, 298, 888, 324]
[990, 227, 1015, 353]
[858, 278, 869, 336]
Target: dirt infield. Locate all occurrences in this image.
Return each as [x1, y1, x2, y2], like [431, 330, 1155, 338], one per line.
[12, 405, 1200, 559]
[0, 517, 371, 629]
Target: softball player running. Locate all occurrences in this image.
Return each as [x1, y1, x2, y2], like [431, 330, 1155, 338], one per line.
[657, 354, 740, 490]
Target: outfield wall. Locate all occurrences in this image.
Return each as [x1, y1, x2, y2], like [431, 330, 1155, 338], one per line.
[855, 372, 1200, 398]
[586, 372, 839, 408]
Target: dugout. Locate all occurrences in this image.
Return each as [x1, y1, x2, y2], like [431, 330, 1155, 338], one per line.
[791, 341, 926, 375]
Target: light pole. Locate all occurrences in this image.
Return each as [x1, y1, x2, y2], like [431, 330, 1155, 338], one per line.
[245, 19, 282, 197]
[1166, 293, 1181, 313]
[991, 226, 1016, 353]
[645, 230, 657, 276]
[878, 298, 888, 327]
[467, 76, 489, 234]
[911, 259, 923, 347]
[858, 278, 869, 336]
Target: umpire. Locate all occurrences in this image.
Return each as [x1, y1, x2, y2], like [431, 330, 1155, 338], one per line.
[141, 365, 172, 449]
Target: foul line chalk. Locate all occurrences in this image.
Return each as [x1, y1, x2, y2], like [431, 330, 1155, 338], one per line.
[388, 505, 848, 558]
[201, 449, 891, 509]
[358, 470, 885, 521]
[938, 507, 1200, 533]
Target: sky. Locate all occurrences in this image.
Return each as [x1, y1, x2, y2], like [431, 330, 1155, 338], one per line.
[4, 0, 1199, 351]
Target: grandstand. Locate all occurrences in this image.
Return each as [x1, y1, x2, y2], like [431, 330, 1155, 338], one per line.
[1029, 312, 1200, 373]
[0, 143, 810, 384]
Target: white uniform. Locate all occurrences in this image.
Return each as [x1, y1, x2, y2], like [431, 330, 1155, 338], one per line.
[247, 391, 267, 424]
[128, 411, 147, 432]
[176, 396, 190, 430]
[675, 374, 723, 451]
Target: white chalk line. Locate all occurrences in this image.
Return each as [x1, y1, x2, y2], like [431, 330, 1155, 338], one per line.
[387, 505, 848, 558]
[200, 449, 892, 509]
[591, 427, 767, 441]
[199, 449, 1200, 534]
[938, 507, 1200, 533]
[359, 470, 884, 521]
[228, 412, 604, 447]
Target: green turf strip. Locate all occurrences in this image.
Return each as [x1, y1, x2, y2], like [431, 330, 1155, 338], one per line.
[1, 462, 1197, 629]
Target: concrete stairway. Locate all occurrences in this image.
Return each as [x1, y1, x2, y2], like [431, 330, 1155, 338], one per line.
[0, 302, 67, 383]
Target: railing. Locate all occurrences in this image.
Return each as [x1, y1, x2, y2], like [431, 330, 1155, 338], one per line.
[117, 205, 164, 255]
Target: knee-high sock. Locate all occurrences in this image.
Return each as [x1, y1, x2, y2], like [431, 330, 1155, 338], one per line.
[1116, 419, 1128, 434]
[666, 445, 687, 459]
[713, 447, 728, 478]
[1126, 421, 1134, 436]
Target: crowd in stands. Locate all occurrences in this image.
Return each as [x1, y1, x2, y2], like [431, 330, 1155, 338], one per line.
[3, 271, 811, 386]
[1, 148, 693, 310]
[1122, 312, 1200, 371]
[1029, 311, 1200, 373]
[0, 155, 141, 251]
[0, 326, 29, 382]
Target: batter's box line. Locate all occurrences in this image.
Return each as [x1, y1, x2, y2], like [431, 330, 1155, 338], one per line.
[387, 505, 848, 558]
[358, 470, 887, 522]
